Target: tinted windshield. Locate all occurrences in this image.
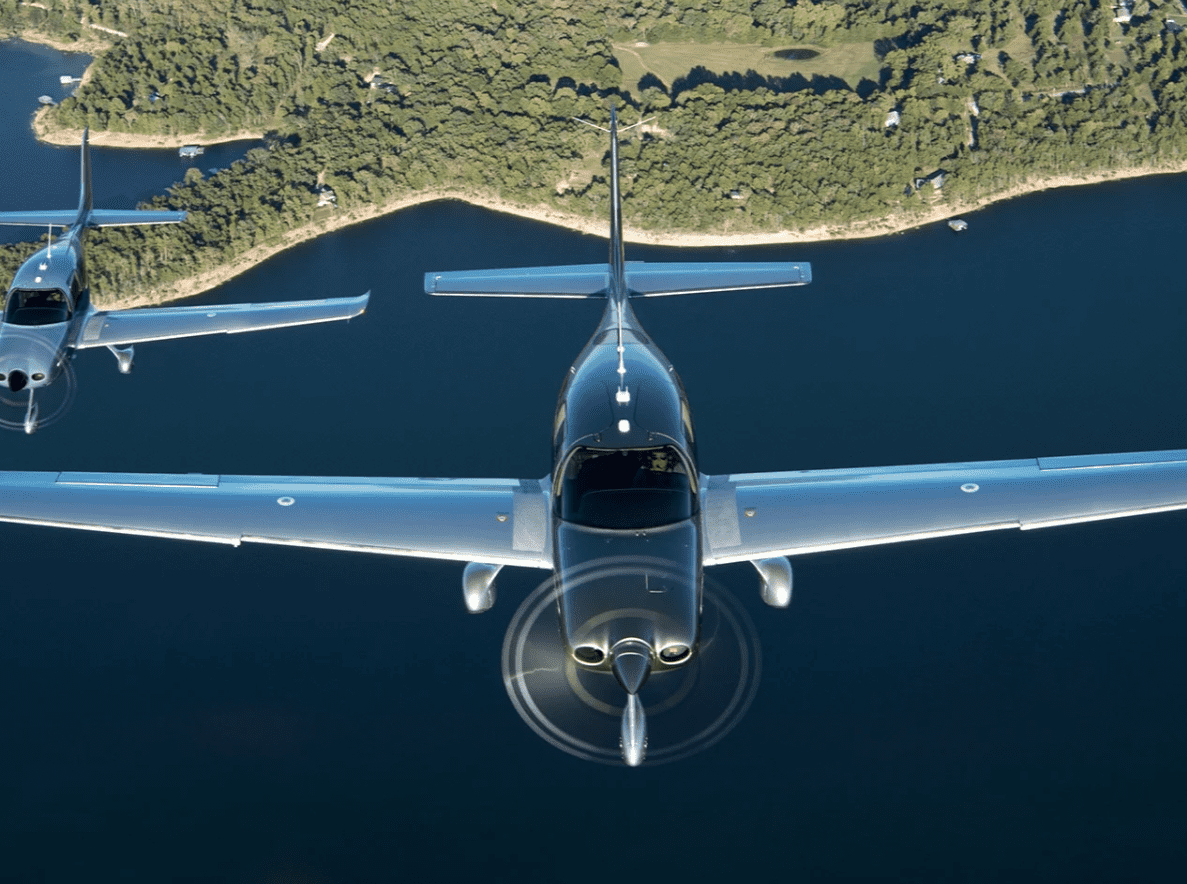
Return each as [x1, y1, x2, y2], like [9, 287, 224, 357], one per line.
[4, 289, 70, 326]
[560, 446, 694, 529]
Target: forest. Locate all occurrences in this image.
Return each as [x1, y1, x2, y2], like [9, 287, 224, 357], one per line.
[1, 0, 1185, 305]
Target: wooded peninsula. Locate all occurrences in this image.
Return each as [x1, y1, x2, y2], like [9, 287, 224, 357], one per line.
[2, 0, 1185, 307]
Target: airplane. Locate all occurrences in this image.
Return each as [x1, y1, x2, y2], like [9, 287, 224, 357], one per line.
[2, 107, 1187, 766]
[0, 131, 368, 433]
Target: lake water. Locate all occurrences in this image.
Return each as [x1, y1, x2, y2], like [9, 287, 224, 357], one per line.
[0, 40, 258, 245]
[2, 39, 1186, 882]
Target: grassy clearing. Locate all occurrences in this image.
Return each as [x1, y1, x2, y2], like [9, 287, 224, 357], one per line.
[998, 26, 1036, 67]
[614, 40, 880, 90]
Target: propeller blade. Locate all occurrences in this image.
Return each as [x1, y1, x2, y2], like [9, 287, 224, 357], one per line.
[620, 693, 647, 767]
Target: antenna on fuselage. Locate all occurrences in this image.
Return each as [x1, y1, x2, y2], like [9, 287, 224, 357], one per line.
[47, 223, 52, 258]
[572, 109, 655, 406]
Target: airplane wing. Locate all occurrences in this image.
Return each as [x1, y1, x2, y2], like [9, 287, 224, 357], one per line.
[425, 261, 811, 298]
[0, 471, 552, 568]
[701, 449, 1187, 565]
[73, 293, 369, 348]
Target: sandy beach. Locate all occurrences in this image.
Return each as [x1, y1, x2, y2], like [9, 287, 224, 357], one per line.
[33, 111, 266, 147]
[95, 158, 1187, 309]
[7, 29, 111, 55]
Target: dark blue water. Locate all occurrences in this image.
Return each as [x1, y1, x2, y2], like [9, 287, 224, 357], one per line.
[2, 41, 1186, 883]
[0, 40, 259, 245]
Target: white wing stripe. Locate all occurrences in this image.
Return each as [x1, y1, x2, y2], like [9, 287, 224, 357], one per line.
[0, 514, 241, 546]
[1021, 501, 1187, 529]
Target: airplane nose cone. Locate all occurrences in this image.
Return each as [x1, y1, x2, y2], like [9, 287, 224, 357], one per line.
[8, 370, 27, 392]
[611, 639, 652, 695]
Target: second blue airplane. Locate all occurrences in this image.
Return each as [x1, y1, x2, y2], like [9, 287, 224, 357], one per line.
[0, 132, 368, 433]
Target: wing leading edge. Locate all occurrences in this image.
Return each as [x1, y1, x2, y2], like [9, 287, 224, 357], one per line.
[74, 293, 370, 348]
[701, 449, 1187, 565]
[0, 471, 551, 568]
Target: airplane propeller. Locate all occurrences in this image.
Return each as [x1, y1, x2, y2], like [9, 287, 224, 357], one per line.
[0, 342, 76, 434]
[503, 571, 762, 767]
[23, 389, 37, 435]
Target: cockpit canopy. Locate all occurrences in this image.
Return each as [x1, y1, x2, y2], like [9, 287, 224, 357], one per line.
[4, 288, 71, 326]
[559, 445, 694, 529]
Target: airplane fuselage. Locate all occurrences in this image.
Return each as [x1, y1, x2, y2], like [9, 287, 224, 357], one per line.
[0, 225, 88, 393]
[550, 296, 702, 678]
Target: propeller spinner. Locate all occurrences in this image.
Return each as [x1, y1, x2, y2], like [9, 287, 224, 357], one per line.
[611, 639, 653, 766]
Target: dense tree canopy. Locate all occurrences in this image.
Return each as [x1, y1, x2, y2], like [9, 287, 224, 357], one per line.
[1, 0, 1185, 304]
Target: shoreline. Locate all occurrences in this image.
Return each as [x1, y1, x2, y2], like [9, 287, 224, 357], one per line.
[16, 35, 1187, 302]
[3, 30, 111, 55]
[102, 160, 1187, 309]
[32, 108, 266, 147]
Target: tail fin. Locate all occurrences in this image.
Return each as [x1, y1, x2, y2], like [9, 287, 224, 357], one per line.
[0, 131, 185, 230]
[608, 105, 625, 300]
[424, 107, 812, 299]
[77, 127, 93, 225]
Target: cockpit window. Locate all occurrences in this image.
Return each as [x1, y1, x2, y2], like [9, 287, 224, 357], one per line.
[4, 289, 70, 326]
[559, 445, 694, 529]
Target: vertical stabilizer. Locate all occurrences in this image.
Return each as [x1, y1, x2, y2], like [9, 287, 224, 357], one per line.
[0, 129, 184, 230]
[76, 128, 93, 227]
[422, 108, 811, 301]
[608, 106, 626, 301]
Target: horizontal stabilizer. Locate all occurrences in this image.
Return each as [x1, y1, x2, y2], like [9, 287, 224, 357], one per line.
[75, 292, 369, 349]
[87, 209, 187, 227]
[426, 264, 610, 298]
[625, 261, 811, 296]
[425, 261, 811, 299]
[0, 210, 81, 227]
[0, 209, 186, 228]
